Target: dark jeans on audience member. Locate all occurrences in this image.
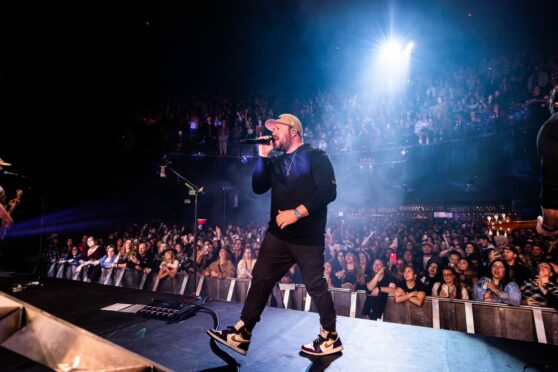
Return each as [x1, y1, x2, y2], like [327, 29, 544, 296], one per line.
[86, 265, 102, 282]
[241, 232, 337, 332]
[362, 294, 388, 320]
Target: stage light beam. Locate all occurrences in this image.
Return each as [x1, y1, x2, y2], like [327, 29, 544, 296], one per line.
[370, 36, 414, 94]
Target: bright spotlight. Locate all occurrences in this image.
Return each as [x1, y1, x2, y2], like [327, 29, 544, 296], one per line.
[361, 34, 415, 95]
[380, 39, 403, 60]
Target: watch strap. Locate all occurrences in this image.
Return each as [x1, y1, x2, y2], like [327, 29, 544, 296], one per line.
[542, 222, 557, 232]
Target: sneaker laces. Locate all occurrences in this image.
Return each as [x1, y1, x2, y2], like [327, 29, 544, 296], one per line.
[313, 334, 327, 346]
[225, 325, 251, 339]
[225, 325, 239, 333]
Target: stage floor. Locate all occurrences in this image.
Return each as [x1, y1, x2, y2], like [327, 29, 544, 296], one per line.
[1, 274, 556, 371]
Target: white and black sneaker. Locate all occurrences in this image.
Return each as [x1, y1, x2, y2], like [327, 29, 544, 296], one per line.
[207, 320, 252, 356]
[300, 327, 343, 356]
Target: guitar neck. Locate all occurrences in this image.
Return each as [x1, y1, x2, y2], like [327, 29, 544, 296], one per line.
[485, 219, 538, 235]
[6, 203, 16, 215]
[510, 220, 537, 230]
[5, 190, 23, 216]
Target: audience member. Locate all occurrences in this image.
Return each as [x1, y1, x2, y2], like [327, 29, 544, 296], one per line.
[521, 262, 558, 308]
[205, 248, 235, 279]
[237, 246, 257, 279]
[362, 259, 397, 319]
[502, 246, 531, 286]
[431, 266, 469, 300]
[473, 259, 521, 306]
[419, 259, 441, 296]
[157, 247, 179, 280]
[394, 265, 427, 307]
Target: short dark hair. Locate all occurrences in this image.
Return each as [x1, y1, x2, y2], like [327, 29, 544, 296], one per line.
[403, 265, 416, 274]
[447, 250, 462, 258]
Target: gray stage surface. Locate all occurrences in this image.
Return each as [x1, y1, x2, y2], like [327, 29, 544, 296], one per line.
[1, 276, 555, 371]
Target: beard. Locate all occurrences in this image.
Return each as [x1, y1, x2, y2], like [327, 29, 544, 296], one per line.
[273, 135, 292, 152]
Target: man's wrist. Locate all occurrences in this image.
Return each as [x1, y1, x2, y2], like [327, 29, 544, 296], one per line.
[258, 151, 271, 159]
[293, 209, 302, 220]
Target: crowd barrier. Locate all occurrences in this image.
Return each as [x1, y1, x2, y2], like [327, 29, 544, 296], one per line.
[47, 263, 558, 345]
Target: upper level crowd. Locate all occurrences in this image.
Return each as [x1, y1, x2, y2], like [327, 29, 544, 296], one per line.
[41, 210, 558, 320]
[132, 51, 558, 156]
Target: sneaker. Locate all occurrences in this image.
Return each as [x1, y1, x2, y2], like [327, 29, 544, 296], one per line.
[300, 327, 343, 356]
[207, 320, 251, 356]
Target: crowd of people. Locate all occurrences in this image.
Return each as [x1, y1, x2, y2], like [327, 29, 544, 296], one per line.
[41, 211, 558, 320]
[132, 51, 558, 156]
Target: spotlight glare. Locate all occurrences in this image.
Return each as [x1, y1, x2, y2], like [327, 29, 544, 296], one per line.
[365, 34, 415, 95]
[380, 39, 402, 60]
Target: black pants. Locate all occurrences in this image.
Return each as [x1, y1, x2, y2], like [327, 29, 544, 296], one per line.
[241, 232, 336, 332]
[361, 294, 388, 320]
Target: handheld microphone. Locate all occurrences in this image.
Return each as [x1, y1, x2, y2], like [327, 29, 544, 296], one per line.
[0, 170, 26, 178]
[240, 136, 274, 145]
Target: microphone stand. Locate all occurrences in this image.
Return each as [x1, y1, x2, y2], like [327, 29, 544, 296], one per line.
[164, 163, 204, 300]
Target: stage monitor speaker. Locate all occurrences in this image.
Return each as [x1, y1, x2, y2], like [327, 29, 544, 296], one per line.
[0, 292, 168, 371]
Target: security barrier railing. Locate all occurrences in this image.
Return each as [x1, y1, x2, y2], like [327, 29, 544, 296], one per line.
[47, 263, 558, 345]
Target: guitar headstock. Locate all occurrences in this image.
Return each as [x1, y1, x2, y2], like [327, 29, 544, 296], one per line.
[484, 213, 536, 236]
[8, 190, 23, 208]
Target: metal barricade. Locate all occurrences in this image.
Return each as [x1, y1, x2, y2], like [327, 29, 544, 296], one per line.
[154, 272, 188, 295]
[53, 263, 79, 280]
[231, 278, 251, 304]
[46, 263, 58, 278]
[45, 268, 558, 344]
[64, 264, 79, 280]
[203, 277, 234, 300]
[119, 269, 148, 290]
[197, 276, 558, 344]
[98, 268, 116, 286]
[382, 296, 558, 344]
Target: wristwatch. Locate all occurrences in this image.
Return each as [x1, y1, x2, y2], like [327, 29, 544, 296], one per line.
[293, 209, 302, 220]
[542, 222, 557, 232]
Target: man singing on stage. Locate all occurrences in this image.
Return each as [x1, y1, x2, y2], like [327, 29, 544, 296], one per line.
[208, 113, 342, 356]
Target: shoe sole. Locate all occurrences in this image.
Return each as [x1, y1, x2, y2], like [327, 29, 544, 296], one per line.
[300, 345, 343, 356]
[206, 330, 248, 356]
